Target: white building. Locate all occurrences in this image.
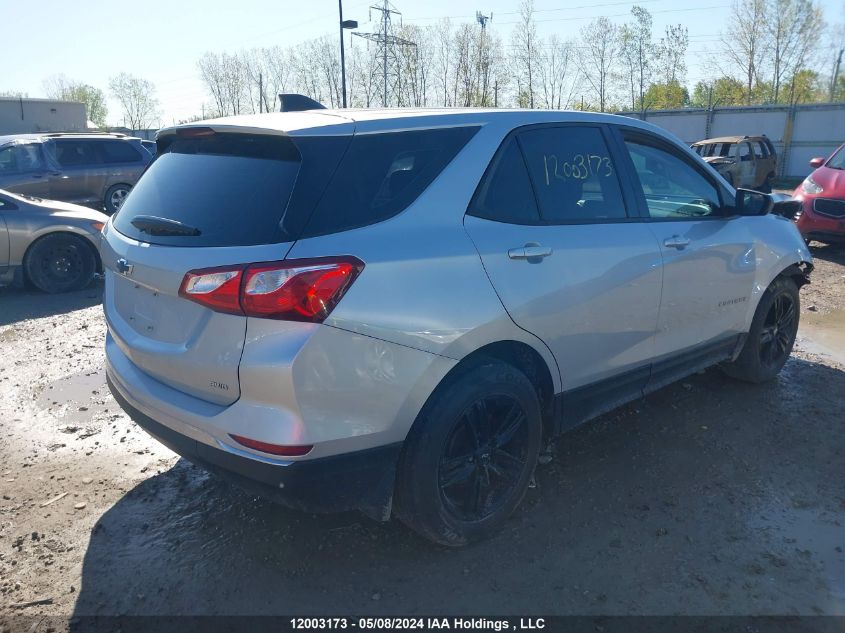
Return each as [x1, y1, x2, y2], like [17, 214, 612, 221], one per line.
[0, 97, 86, 134]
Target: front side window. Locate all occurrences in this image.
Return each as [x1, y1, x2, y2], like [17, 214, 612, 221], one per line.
[0, 144, 46, 173]
[624, 138, 722, 219]
[468, 137, 539, 224]
[518, 126, 627, 223]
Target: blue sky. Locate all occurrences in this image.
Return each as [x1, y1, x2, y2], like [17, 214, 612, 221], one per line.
[4, 0, 843, 125]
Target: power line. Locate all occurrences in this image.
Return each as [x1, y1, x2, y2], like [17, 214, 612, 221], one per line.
[408, 0, 663, 20]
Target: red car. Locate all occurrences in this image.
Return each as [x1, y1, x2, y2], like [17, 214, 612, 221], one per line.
[793, 143, 845, 244]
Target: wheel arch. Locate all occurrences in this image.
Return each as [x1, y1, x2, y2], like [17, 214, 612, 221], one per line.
[409, 339, 559, 443]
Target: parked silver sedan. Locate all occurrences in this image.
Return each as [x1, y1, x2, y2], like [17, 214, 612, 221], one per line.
[0, 189, 106, 293]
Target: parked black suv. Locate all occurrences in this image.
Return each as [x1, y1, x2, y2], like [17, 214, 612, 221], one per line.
[0, 132, 152, 213]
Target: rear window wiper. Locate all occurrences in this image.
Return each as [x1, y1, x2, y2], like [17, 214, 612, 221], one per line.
[130, 215, 201, 237]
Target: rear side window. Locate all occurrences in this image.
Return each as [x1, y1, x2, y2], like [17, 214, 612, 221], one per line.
[113, 133, 303, 247]
[53, 140, 102, 167]
[98, 140, 143, 164]
[518, 126, 627, 222]
[468, 138, 539, 224]
[301, 127, 478, 237]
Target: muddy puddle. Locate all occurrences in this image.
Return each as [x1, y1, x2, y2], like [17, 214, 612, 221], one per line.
[35, 369, 116, 435]
[749, 504, 845, 608]
[799, 309, 845, 365]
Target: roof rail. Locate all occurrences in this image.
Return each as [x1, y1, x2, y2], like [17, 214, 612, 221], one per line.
[278, 94, 326, 112]
[42, 131, 126, 137]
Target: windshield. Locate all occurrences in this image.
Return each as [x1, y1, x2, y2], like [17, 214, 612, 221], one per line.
[827, 145, 845, 170]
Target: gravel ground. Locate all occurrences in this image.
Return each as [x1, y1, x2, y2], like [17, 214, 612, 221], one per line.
[0, 243, 844, 623]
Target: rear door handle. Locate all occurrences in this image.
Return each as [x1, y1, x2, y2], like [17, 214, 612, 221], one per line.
[508, 245, 552, 260]
[663, 235, 691, 249]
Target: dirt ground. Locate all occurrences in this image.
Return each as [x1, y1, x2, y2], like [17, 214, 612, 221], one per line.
[1, 243, 844, 623]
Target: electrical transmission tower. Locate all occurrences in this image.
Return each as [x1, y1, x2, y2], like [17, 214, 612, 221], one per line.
[353, 0, 416, 107]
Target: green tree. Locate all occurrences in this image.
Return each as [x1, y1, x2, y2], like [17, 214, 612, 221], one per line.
[782, 68, 824, 103]
[643, 80, 689, 109]
[690, 77, 747, 106]
[43, 75, 108, 127]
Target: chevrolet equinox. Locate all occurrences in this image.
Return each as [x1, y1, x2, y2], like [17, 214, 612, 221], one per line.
[102, 108, 813, 546]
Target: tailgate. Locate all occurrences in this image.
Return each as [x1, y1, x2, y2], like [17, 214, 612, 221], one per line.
[102, 126, 352, 406]
[101, 229, 290, 406]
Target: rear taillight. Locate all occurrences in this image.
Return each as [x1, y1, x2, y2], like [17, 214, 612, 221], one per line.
[178, 256, 363, 322]
[179, 267, 243, 315]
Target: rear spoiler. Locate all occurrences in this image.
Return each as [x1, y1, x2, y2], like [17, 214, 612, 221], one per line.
[278, 94, 326, 112]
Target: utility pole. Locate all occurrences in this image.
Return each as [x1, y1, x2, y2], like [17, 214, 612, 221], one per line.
[259, 72, 263, 113]
[353, 1, 416, 107]
[476, 11, 492, 106]
[831, 47, 843, 102]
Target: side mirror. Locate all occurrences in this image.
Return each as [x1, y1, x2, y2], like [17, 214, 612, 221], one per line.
[736, 188, 774, 216]
[771, 198, 802, 220]
[809, 157, 824, 169]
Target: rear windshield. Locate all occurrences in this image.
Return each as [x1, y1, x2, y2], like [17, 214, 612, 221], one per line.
[112, 133, 306, 247]
[112, 126, 478, 246]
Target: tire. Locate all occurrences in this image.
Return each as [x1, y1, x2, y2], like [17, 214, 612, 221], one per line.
[758, 173, 774, 194]
[394, 359, 543, 546]
[24, 233, 96, 294]
[104, 183, 131, 214]
[722, 276, 799, 383]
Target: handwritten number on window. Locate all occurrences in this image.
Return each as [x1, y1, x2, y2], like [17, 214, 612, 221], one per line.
[543, 154, 613, 184]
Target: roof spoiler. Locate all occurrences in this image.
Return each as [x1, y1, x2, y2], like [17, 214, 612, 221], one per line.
[278, 94, 326, 112]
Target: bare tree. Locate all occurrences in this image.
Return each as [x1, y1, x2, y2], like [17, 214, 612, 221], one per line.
[108, 73, 159, 130]
[718, 0, 769, 103]
[431, 19, 455, 106]
[579, 17, 620, 112]
[765, 0, 824, 102]
[397, 24, 432, 107]
[537, 35, 574, 109]
[349, 37, 382, 107]
[511, 0, 538, 108]
[619, 6, 654, 112]
[655, 24, 689, 85]
[197, 52, 249, 116]
[262, 46, 293, 112]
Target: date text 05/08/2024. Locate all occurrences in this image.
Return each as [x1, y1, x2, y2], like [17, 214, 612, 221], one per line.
[290, 618, 547, 630]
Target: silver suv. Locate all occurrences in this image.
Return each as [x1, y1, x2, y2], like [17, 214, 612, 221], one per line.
[102, 108, 812, 545]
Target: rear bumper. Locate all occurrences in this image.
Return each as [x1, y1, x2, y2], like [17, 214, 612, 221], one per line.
[107, 372, 402, 518]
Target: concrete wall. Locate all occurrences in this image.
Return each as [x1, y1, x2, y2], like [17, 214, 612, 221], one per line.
[0, 98, 86, 134]
[622, 103, 845, 179]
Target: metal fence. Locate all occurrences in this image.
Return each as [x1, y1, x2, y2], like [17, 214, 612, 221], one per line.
[621, 103, 845, 179]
